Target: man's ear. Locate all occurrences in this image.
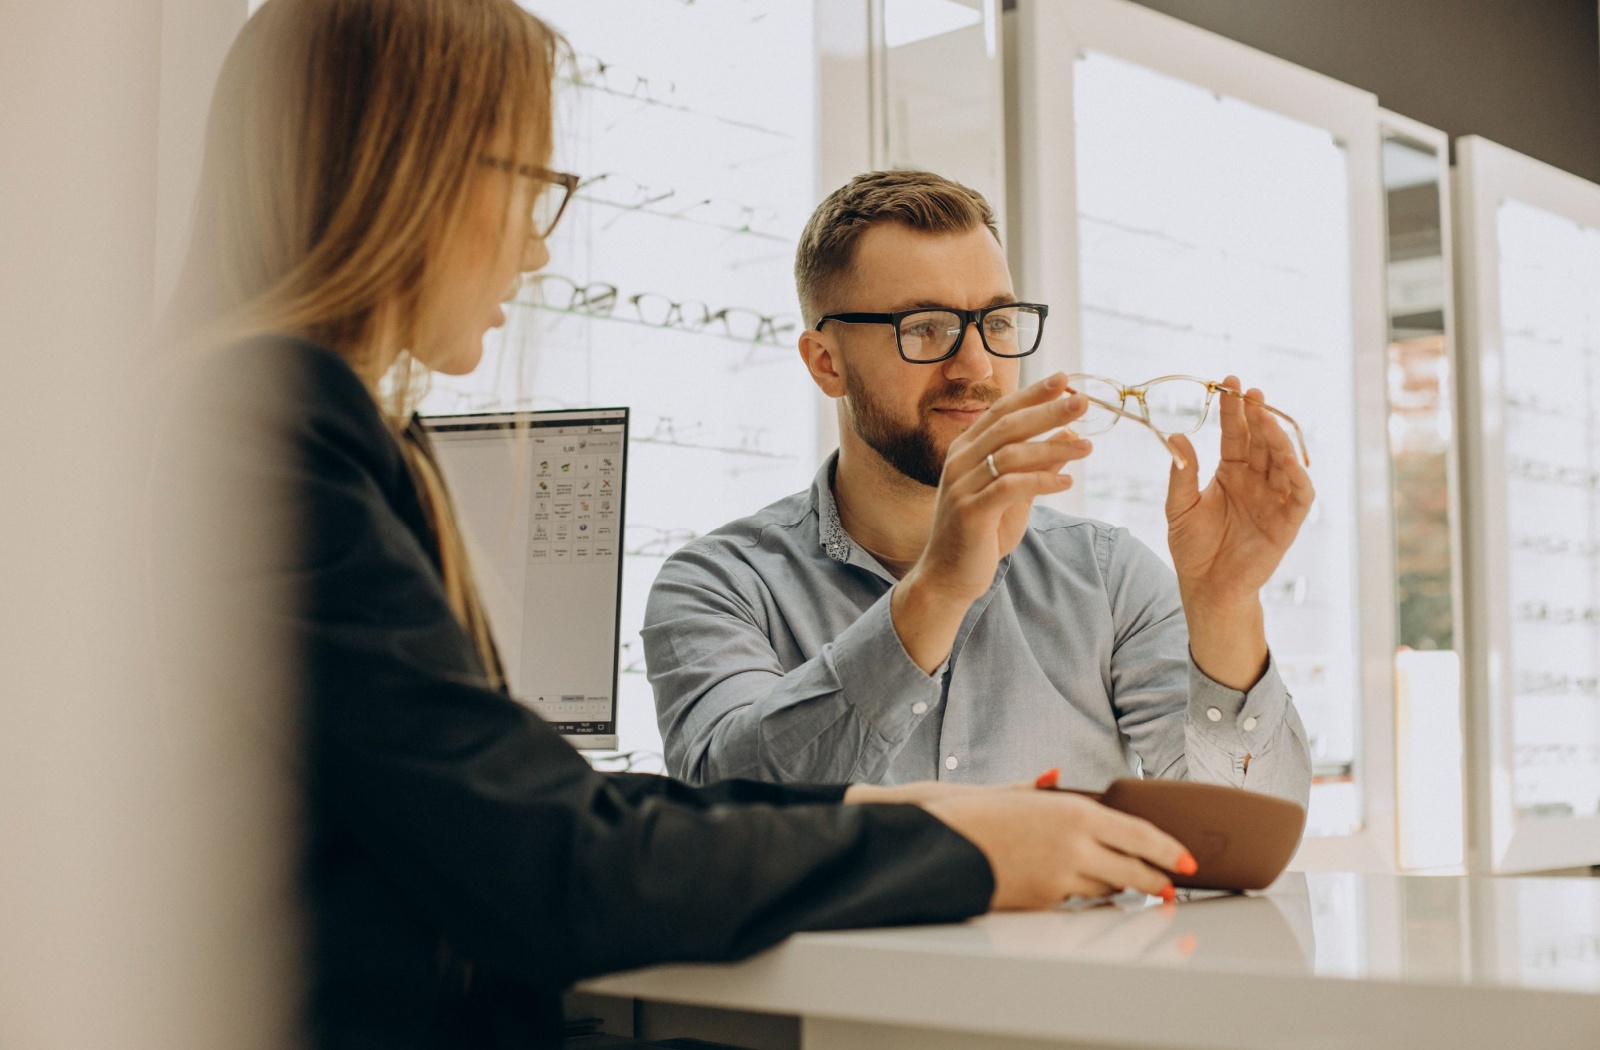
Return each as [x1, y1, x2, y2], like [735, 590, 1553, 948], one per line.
[798, 327, 848, 400]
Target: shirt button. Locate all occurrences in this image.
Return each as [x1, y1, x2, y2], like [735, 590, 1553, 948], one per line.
[1206, 707, 1223, 723]
[1243, 716, 1259, 732]
[945, 755, 959, 770]
[912, 701, 929, 716]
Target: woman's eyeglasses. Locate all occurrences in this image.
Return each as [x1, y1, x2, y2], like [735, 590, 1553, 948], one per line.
[1068, 374, 1311, 469]
[480, 157, 579, 239]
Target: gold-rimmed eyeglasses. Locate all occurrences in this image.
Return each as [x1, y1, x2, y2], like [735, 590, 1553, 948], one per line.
[480, 157, 580, 239]
[1068, 374, 1311, 469]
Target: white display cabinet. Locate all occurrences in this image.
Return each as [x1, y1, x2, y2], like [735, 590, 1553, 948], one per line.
[870, 0, 1006, 225]
[1378, 111, 1468, 873]
[421, 0, 840, 764]
[1455, 136, 1600, 873]
[1012, 0, 1396, 869]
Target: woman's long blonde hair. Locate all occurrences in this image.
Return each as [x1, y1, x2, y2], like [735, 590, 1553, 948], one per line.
[166, 0, 563, 685]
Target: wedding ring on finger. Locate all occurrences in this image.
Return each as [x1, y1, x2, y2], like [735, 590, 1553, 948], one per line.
[986, 452, 1001, 480]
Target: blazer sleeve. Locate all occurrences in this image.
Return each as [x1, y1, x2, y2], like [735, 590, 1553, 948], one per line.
[227, 341, 995, 991]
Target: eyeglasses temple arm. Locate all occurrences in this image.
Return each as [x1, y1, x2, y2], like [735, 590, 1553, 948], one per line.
[1269, 407, 1312, 468]
[1210, 385, 1312, 468]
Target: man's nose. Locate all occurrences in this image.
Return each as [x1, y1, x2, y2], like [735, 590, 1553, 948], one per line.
[942, 319, 993, 380]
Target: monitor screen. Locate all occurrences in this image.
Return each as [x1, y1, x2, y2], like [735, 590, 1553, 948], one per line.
[424, 408, 628, 749]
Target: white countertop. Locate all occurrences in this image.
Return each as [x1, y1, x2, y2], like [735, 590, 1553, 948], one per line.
[580, 872, 1600, 1049]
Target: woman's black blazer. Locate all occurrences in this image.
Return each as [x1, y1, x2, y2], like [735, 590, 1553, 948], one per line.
[174, 337, 992, 1049]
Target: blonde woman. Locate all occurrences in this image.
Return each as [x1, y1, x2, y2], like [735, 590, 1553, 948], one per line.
[163, 1, 1191, 1045]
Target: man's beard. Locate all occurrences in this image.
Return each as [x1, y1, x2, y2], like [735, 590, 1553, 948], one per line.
[843, 369, 1003, 487]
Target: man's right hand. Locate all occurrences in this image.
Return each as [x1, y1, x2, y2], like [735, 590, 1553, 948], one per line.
[891, 373, 1093, 673]
[922, 787, 1191, 909]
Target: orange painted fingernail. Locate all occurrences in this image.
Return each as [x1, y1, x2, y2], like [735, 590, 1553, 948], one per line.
[1161, 884, 1176, 904]
[1034, 768, 1061, 789]
[1175, 852, 1198, 877]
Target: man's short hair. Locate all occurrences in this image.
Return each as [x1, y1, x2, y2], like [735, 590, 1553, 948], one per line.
[794, 170, 1000, 328]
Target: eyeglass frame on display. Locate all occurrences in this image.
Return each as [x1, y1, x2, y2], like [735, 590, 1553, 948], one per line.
[718, 306, 796, 345]
[578, 172, 677, 210]
[1515, 670, 1600, 697]
[584, 749, 667, 774]
[1068, 374, 1312, 469]
[523, 274, 618, 316]
[568, 52, 677, 106]
[1515, 534, 1600, 558]
[624, 525, 702, 558]
[512, 274, 795, 347]
[1506, 456, 1600, 490]
[630, 292, 717, 330]
[1514, 601, 1600, 625]
[574, 174, 787, 242]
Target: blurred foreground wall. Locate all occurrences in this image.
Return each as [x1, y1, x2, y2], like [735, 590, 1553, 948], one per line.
[0, 2, 296, 1048]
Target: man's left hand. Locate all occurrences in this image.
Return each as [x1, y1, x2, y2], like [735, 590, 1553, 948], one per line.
[1164, 376, 1314, 690]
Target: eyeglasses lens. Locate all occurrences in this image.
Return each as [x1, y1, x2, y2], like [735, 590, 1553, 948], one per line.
[632, 293, 676, 326]
[980, 306, 1044, 357]
[530, 275, 575, 308]
[1072, 377, 1127, 435]
[532, 181, 570, 238]
[1142, 378, 1212, 435]
[721, 308, 776, 342]
[897, 310, 964, 361]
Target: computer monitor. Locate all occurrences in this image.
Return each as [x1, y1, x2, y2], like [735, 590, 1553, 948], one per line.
[424, 408, 628, 749]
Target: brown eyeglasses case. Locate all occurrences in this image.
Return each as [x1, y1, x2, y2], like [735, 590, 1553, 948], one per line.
[1060, 778, 1307, 892]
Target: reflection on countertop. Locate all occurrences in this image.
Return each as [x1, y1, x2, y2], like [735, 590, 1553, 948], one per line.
[793, 871, 1600, 995]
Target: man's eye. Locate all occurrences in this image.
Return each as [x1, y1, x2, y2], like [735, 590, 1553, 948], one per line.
[904, 322, 939, 339]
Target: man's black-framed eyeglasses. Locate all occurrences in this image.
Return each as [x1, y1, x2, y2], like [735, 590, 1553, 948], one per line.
[815, 303, 1049, 363]
[480, 157, 580, 239]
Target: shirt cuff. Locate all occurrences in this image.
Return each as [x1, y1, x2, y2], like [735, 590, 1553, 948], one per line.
[1187, 650, 1289, 752]
[828, 590, 946, 745]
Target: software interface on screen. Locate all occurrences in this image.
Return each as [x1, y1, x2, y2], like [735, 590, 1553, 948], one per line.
[424, 409, 628, 749]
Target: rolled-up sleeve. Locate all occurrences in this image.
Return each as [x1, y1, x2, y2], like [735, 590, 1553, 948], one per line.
[644, 545, 944, 785]
[1182, 656, 1311, 808]
[1098, 526, 1312, 808]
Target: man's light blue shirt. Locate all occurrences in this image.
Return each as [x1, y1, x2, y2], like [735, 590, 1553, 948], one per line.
[643, 454, 1311, 806]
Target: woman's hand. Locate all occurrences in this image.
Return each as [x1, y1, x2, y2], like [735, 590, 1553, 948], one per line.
[909, 786, 1189, 909]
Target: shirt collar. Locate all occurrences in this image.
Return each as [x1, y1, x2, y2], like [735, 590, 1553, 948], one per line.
[810, 451, 953, 587]
[812, 450, 856, 564]
[813, 450, 1014, 655]
[811, 451, 909, 585]
[812, 449, 1021, 594]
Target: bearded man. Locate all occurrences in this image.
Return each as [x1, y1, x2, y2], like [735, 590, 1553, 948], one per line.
[642, 170, 1313, 803]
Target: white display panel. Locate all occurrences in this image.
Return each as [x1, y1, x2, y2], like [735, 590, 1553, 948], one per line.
[1499, 199, 1600, 822]
[427, 411, 628, 749]
[1014, 0, 1392, 866]
[1457, 135, 1600, 871]
[418, 1, 824, 763]
[1071, 49, 1362, 835]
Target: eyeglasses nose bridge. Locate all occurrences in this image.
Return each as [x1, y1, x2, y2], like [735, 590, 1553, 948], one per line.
[933, 313, 980, 360]
[1124, 386, 1149, 418]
